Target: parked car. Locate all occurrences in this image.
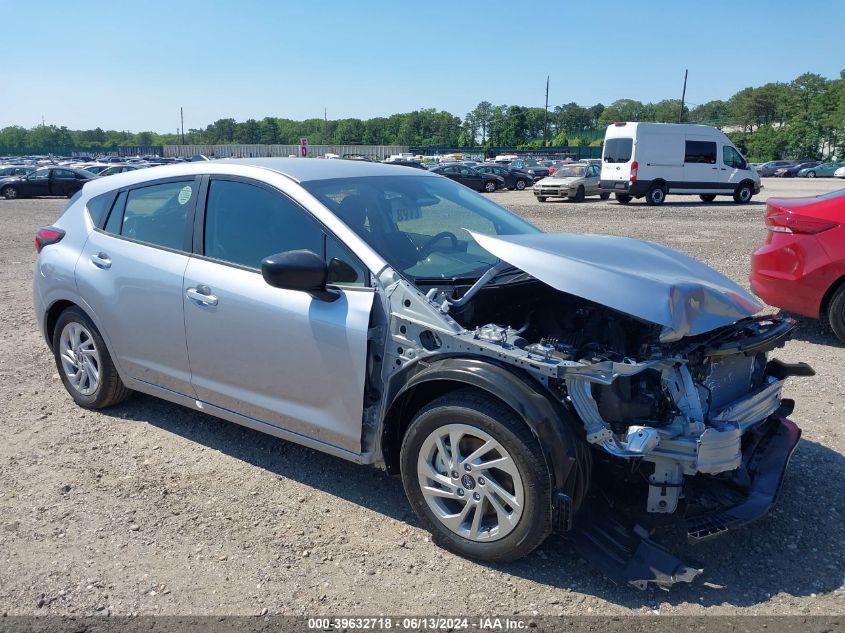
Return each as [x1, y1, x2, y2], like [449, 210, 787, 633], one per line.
[751, 188, 845, 341]
[533, 163, 608, 202]
[0, 165, 34, 177]
[797, 162, 845, 178]
[33, 158, 810, 588]
[548, 159, 574, 176]
[508, 159, 550, 180]
[600, 122, 761, 205]
[82, 164, 112, 175]
[755, 160, 796, 177]
[383, 160, 427, 170]
[0, 166, 95, 199]
[428, 164, 504, 192]
[97, 165, 144, 177]
[474, 164, 534, 190]
[836, 165, 845, 179]
[774, 161, 821, 178]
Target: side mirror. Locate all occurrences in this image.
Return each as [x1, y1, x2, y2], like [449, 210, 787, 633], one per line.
[260, 250, 339, 302]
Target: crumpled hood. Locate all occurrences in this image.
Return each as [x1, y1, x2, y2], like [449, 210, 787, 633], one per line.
[469, 231, 763, 342]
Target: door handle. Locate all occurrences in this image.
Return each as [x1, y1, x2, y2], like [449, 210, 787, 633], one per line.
[90, 252, 111, 269]
[186, 285, 218, 306]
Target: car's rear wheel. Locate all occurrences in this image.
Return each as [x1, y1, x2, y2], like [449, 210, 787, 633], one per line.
[400, 391, 551, 562]
[572, 185, 585, 202]
[599, 192, 610, 200]
[646, 184, 667, 206]
[514, 179, 527, 191]
[2, 185, 18, 200]
[53, 307, 131, 409]
[484, 180, 497, 193]
[615, 193, 631, 204]
[699, 194, 717, 202]
[733, 183, 753, 203]
[827, 285, 845, 343]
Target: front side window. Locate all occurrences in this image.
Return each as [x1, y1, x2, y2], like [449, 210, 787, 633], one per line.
[204, 179, 323, 270]
[303, 175, 540, 282]
[119, 180, 195, 250]
[29, 168, 50, 180]
[685, 140, 717, 164]
[722, 145, 745, 169]
[603, 138, 633, 163]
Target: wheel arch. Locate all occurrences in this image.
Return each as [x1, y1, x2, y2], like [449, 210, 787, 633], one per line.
[42, 298, 124, 378]
[380, 357, 589, 506]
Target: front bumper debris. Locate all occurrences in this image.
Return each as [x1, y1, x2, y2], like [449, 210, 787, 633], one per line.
[568, 416, 800, 589]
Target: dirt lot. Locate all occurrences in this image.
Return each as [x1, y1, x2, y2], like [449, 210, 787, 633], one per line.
[1, 178, 843, 617]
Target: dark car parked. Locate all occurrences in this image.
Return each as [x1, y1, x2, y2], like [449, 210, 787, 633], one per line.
[474, 164, 534, 190]
[774, 161, 821, 178]
[508, 159, 550, 180]
[385, 160, 428, 170]
[0, 166, 95, 200]
[429, 164, 505, 192]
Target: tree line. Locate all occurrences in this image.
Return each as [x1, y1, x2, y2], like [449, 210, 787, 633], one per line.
[1, 71, 842, 160]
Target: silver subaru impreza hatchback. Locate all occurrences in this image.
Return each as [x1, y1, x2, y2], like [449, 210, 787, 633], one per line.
[33, 158, 812, 588]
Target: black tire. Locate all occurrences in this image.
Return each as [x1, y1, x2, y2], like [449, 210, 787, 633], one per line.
[733, 182, 754, 203]
[599, 192, 610, 200]
[2, 185, 18, 200]
[806, 171, 816, 178]
[615, 193, 631, 204]
[400, 390, 552, 563]
[484, 180, 497, 193]
[536, 196, 547, 202]
[827, 284, 845, 343]
[699, 194, 717, 202]
[514, 179, 527, 191]
[52, 306, 131, 409]
[646, 184, 667, 206]
[572, 185, 585, 202]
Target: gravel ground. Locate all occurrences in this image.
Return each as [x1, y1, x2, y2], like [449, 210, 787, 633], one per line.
[0, 178, 843, 617]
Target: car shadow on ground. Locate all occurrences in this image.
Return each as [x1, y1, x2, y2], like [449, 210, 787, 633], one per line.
[111, 396, 843, 609]
[783, 313, 843, 347]
[539, 198, 767, 208]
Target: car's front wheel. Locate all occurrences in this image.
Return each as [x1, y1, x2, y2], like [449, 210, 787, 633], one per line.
[400, 391, 551, 562]
[514, 179, 527, 191]
[733, 183, 754, 203]
[2, 185, 19, 200]
[572, 185, 585, 202]
[53, 307, 131, 409]
[806, 171, 816, 178]
[484, 180, 497, 193]
[536, 196, 547, 202]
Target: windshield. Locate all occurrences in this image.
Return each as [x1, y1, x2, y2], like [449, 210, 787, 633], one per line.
[553, 165, 587, 178]
[302, 175, 541, 281]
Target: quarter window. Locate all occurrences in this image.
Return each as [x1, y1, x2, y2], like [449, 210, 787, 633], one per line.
[119, 180, 195, 250]
[684, 141, 717, 164]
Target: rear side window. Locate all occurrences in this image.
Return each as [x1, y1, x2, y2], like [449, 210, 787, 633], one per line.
[603, 138, 632, 163]
[204, 179, 323, 269]
[118, 180, 195, 250]
[685, 141, 717, 164]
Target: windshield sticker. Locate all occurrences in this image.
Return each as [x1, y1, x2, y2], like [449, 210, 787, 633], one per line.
[178, 185, 192, 205]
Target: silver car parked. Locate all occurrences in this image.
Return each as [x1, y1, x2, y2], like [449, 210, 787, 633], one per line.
[34, 159, 811, 588]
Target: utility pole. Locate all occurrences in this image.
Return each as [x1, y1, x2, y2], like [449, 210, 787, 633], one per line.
[543, 75, 549, 146]
[679, 69, 688, 123]
[180, 107, 185, 144]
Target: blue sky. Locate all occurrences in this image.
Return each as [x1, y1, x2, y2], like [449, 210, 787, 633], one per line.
[3, 0, 843, 132]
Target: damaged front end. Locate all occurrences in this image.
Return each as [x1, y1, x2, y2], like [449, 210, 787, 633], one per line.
[379, 231, 813, 589]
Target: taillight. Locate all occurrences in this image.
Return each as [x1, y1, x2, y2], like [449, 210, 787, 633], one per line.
[765, 212, 838, 235]
[630, 161, 638, 183]
[35, 226, 65, 253]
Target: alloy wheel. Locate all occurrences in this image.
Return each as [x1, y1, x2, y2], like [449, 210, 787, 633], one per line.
[416, 423, 524, 542]
[58, 322, 101, 396]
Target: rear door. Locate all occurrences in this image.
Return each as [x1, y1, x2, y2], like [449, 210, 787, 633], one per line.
[682, 138, 721, 192]
[49, 168, 77, 196]
[600, 136, 633, 189]
[183, 177, 374, 453]
[75, 177, 200, 395]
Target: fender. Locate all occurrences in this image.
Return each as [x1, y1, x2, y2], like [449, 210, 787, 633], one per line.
[384, 356, 588, 506]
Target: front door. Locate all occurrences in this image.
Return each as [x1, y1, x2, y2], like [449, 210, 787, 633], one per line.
[21, 167, 52, 196]
[183, 177, 373, 453]
[721, 144, 751, 186]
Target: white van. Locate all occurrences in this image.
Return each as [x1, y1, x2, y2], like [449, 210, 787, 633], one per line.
[599, 122, 761, 205]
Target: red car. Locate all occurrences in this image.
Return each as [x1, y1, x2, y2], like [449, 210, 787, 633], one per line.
[751, 188, 845, 341]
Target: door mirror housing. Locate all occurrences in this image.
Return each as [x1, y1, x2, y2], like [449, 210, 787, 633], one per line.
[261, 250, 339, 302]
